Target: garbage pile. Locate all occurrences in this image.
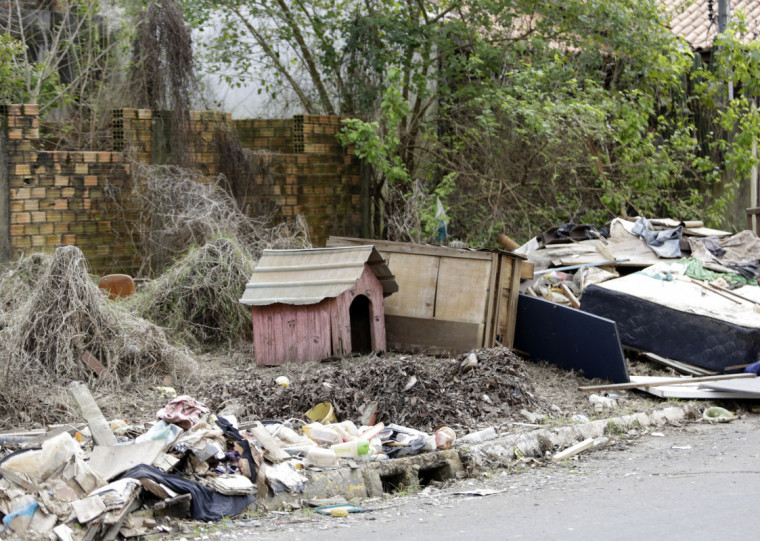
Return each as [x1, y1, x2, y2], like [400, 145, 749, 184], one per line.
[520, 216, 760, 306]
[0, 381, 464, 538]
[199, 348, 544, 432]
[516, 215, 760, 381]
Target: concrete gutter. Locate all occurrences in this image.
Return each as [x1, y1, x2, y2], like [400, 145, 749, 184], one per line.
[462, 404, 700, 469]
[266, 404, 698, 508]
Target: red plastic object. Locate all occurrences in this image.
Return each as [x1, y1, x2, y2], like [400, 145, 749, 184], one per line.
[98, 274, 135, 299]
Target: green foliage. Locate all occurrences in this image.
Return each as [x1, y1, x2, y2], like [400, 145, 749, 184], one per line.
[338, 69, 410, 186]
[0, 35, 26, 103]
[693, 14, 760, 182]
[185, 0, 748, 243]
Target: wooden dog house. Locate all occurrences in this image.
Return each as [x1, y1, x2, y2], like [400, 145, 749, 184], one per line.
[239, 246, 398, 366]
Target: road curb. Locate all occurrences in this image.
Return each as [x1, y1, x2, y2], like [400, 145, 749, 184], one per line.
[264, 404, 699, 508]
[462, 404, 700, 468]
[266, 448, 464, 509]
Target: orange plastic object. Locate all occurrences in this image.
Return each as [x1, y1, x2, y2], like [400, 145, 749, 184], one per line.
[98, 274, 135, 299]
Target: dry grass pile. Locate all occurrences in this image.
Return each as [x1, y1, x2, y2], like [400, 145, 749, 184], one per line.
[0, 253, 52, 322]
[118, 162, 311, 275]
[197, 348, 544, 432]
[130, 236, 255, 345]
[0, 246, 196, 427]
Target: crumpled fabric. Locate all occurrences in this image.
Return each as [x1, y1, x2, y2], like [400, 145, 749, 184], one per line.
[688, 230, 760, 279]
[539, 223, 609, 246]
[631, 217, 683, 258]
[215, 416, 258, 483]
[119, 464, 255, 522]
[157, 395, 210, 430]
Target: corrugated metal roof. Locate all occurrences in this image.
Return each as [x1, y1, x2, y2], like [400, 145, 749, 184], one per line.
[664, 0, 760, 51]
[239, 245, 398, 306]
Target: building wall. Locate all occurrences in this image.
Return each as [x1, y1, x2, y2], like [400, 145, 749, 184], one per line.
[0, 105, 361, 275]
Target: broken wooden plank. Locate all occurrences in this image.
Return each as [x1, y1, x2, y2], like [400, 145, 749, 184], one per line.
[559, 283, 580, 309]
[81, 351, 106, 377]
[68, 381, 117, 446]
[249, 421, 290, 463]
[685, 276, 741, 304]
[519, 261, 534, 279]
[552, 438, 594, 462]
[641, 351, 718, 377]
[579, 372, 756, 392]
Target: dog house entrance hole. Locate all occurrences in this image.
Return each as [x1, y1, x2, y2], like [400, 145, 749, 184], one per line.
[350, 295, 372, 354]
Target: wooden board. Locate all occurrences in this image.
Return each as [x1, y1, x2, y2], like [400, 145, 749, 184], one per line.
[434, 257, 491, 323]
[630, 376, 759, 399]
[385, 315, 482, 354]
[699, 377, 760, 395]
[382, 252, 439, 318]
[513, 294, 629, 383]
[579, 373, 754, 392]
[327, 236, 497, 260]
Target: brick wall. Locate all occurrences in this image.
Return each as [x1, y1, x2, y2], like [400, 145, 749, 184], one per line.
[234, 114, 361, 244]
[3, 104, 136, 272]
[1, 105, 361, 275]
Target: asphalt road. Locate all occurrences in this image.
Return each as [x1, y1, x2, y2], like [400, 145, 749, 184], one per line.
[201, 414, 760, 541]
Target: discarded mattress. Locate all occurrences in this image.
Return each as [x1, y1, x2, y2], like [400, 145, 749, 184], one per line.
[580, 273, 760, 372]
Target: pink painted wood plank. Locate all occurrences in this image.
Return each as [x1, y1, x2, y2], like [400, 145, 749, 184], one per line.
[318, 302, 331, 360]
[327, 297, 340, 356]
[252, 307, 277, 366]
[294, 305, 308, 363]
[281, 305, 299, 363]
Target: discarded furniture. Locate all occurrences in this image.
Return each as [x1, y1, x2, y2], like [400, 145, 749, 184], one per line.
[326, 237, 524, 354]
[581, 273, 760, 372]
[239, 246, 398, 365]
[513, 294, 629, 383]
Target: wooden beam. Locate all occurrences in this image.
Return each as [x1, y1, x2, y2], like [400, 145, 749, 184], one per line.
[552, 438, 594, 462]
[579, 373, 756, 392]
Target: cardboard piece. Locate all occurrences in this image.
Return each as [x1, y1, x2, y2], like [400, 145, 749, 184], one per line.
[88, 441, 167, 481]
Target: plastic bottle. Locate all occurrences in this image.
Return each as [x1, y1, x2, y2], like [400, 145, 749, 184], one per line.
[304, 447, 338, 468]
[302, 423, 342, 446]
[330, 439, 370, 459]
[332, 421, 359, 442]
[459, 426, 497, 444]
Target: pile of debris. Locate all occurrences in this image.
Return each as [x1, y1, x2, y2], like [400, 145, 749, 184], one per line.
[198, 348, 543, 432]
[515, 216, 760, 395]
[0, 379, 466, 538]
